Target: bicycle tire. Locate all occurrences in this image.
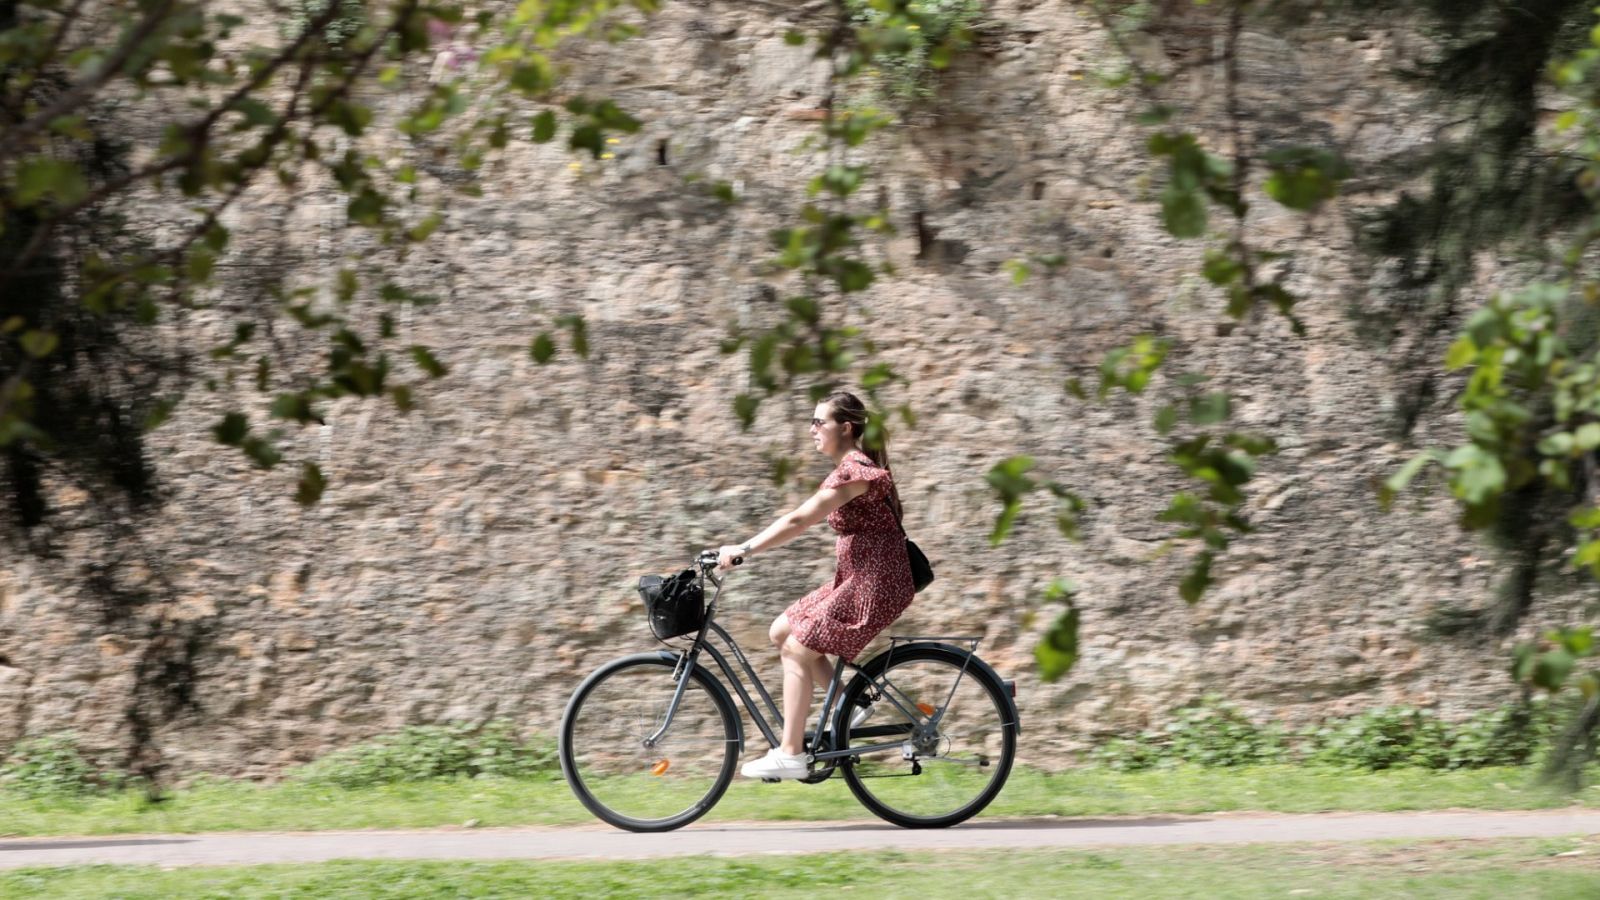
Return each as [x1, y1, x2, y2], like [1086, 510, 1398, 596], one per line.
[559, 652, 739, 832]
[837, 643, 1016, 828]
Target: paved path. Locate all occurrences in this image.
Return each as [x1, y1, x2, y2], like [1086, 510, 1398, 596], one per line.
[3, 811, 1600, 869]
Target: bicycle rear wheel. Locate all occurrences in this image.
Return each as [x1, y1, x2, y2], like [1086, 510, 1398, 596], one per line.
[838, 644, 1015, 828]
[559, 653, 738, 832]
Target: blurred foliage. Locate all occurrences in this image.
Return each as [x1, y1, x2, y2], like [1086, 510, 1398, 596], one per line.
[0, 0, 652, 532]
[1092, 697, 1553, 772]
[0, 734, 121, 799]
[1375, 6, 1600, 779]
[844, 0, 983, 104]
[289, 721, 559, 789]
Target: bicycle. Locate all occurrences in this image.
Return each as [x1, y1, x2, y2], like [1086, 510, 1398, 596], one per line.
[559, 549, 1021, 832]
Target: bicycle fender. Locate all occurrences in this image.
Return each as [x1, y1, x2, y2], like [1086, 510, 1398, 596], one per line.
[853, 642, 1022, 735]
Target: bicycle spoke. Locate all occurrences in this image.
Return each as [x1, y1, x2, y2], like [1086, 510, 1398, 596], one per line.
[562, 657, 736, 831]
[841, 648, 1015, 827]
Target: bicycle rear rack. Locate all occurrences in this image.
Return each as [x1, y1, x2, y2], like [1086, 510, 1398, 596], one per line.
[887, 635, 982, 650]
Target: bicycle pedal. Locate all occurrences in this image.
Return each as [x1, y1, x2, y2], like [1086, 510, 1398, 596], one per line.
[761, 777, 781, 784]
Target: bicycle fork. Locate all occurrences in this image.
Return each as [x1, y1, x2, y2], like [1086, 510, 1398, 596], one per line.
[643, 649, 701, 748]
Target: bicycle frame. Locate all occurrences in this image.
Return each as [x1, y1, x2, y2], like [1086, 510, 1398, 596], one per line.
[649, 559, 983, 766]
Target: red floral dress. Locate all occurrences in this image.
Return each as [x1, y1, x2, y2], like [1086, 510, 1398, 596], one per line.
[786, 450, 915, 661]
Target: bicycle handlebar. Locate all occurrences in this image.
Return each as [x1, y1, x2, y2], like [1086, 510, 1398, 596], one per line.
[696, 549, 742, 571]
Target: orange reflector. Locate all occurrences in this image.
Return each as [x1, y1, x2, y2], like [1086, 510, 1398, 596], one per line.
[917, 703, 936, 716]
[651, 760, 670, 776]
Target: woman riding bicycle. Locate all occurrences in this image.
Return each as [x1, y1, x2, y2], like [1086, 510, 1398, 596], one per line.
[717, 390, 916, 780]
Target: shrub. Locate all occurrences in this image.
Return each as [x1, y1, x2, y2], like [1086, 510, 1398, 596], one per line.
[1089, 699, 1555, 773]
[1091, 736, 1165, 772]
[1090, 697, 1287, 770]
[0, 734, 116, 799]
[1305, 706, 1454, 770]
[291, 721, 558, 789]
[1441, 702, 1554, 769]
[1162, 697, 1290, 767]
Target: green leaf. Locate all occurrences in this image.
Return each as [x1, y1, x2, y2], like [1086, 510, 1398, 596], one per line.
[407, 213, 442, 243]
[1380, 452, 1436, 510]
[591, 100, 641, 133]
[556, 314, 589, 358]
[1201, 250, 1242, 286]
[783, 29, 807, 46]
[18, 330, 58, 358]
[530, 333, 556, 364]
[570, 125, 604, 157]
[409, 346, 447, 378]
[990, 499, 1023, 547]
[531, 110, 557, 143]
[1160, 188, 1207, 239]
[831, 259, 875, 293]
[1262, 147, 1350, 211]
[511, 59, 555, 94]
[241, 436, 282, 470]
[14, 157, 87, 207]
[786, 296, 819, 324]
[861, 363, 895, 390]
[1034, 606, 1080, 682]
[1043, 578, 1078, 603]
[1188, 392, 1231, 425]
[143, 397, 180, 432]
[1540, 432, 1575, 456]
[1135, 104, 1173, 126]
[213, 412, 248, 446]
[295, 462, 327, 506]
[986, 455, 1037, 498]
[337, 269, 359, 304]
[1444, 336, 1477, 370]
[1447, 447, 1507, 505]
[270, 393, 317, 424]
[1153, 405, 1178, 435]
[1531, 650, 1576, 691]
[1576, 422, 1600, 451]
[1179, 551, 1214, 604]
[816, 165, 867, 197]
[734, 393, 759, 431]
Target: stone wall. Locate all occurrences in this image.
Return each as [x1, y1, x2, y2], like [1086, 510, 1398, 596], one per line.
[0, 2, 1572, 775]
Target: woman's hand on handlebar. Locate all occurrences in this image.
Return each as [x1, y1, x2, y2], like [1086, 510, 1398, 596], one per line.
[715, 544, 746, 571]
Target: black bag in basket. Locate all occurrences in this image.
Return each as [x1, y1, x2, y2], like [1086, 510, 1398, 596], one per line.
[637, 568, 705, 640]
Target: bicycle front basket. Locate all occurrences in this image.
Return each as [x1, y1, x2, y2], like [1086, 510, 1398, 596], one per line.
[637, 568, 706, 640]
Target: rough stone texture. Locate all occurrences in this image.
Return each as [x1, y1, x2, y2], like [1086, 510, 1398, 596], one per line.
[0, 3, 1577, 775]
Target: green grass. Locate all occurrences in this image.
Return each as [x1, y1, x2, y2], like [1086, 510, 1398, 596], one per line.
[0, 765, 1592, 838]
[3, 840, 1599, 898]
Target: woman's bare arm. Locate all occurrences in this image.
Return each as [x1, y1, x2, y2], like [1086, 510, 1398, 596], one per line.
[718, 480, 868, 569]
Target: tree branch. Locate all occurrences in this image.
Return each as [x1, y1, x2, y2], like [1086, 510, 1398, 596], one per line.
[0, 0, 178, 162]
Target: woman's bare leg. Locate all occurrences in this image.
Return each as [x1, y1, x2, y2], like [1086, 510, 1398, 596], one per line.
[778, 636, 824, 755]
[771, 613, 835, 688]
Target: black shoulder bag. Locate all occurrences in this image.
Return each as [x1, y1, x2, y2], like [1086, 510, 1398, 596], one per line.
[884, 497, 934, 593]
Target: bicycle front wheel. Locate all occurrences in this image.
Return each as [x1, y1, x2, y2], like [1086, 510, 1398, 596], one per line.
[838, 644, 1016, 828]
[559, 653, 738, 832]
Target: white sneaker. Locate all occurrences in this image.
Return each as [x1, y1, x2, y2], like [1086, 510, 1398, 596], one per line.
[740, 748, 810, 780]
